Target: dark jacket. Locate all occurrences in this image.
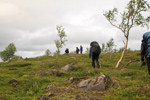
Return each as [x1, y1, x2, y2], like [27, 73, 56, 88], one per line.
[143, 32, 150, 58]
[141, 40, 146, 61]
[89, 41, 101, 58]
[65, 49, 69, 54]
[76, 47, 79, 54]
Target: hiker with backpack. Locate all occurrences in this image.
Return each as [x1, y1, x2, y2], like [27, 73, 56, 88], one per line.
[65, 48, 69, 54]
[141, 40, 146, 66]
[76, 47, 80, 54]
[89, 41, 101, 68]
[141, 32, 150, 75]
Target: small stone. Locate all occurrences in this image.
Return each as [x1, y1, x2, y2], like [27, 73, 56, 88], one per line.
[47, 84, 55, 89]
[61, 64, 74, 72]
[48, 93, 54, 97]
[35, 96, 49, 100]
[125, 76, 133, 80]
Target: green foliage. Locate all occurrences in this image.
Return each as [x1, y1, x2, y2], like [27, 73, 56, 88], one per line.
[0, 43, 17, 61]
[11, 55, 23, 61]
[106, 38, 116, 52]
[85, 47, 89, 54]
[101, 43, 105, 53]
[54, 25, 67, 66]
[119, 47, 125, 52]
[45, 49, 52, 56]
[101, 38, 116, 53]
[103, 0, 150, 68]
[104, 0, 150, 33]
[55, 25, 67, 55]
[103, 7, 118, 21]
[119, 47, 132, 52]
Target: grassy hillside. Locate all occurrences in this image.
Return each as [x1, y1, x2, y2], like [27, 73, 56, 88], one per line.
[0, 51, 150, 100]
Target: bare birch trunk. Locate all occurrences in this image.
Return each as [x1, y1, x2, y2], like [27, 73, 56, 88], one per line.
[55, 48, 60, 65]
[115, 37, 128, 68]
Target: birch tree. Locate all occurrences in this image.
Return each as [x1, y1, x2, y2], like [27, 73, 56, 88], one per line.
[54, 25, 67, 59]
[45, 49, 51, 56]
[0, 43, 17, 61]
[104, 0, 150, 68]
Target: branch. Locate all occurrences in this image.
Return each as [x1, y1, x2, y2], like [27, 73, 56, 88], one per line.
[128, 7, 139, 33]
[123, 40, 125, 45]
[125, 59, 140, 66]
[105, 17, 126, 35]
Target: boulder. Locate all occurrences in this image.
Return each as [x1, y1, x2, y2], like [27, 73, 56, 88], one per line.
[77, 74, 112, 91]
[61, 64, 74, 72]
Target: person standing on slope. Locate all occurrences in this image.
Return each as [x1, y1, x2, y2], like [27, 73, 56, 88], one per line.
[80, 45, 83, 54]
[89, 41, 101, 68]
[76, 47, 80, 54]
[65, 48, 69, 54]
[141, 32, 150, 75]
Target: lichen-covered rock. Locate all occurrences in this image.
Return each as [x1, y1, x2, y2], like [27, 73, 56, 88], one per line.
[77, 74, 112, 91]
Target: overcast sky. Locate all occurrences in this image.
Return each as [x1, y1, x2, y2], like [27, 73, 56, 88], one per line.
[0, 0, 150, 61]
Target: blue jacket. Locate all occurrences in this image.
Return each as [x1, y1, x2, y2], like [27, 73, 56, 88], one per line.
[143, 32, 150, 58]
[80, 46, 83, 51]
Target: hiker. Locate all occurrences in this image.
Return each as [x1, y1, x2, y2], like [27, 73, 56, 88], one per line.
[65, 48, 69, 54]
[141, 32, 150, 75]
[141, 40, 146, 66]
[80, 45, 83, 54]
[76, 47, 79, 54]
[89, 41, 101, 68]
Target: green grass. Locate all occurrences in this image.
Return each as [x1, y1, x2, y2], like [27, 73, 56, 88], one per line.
[0, 51, 150, 100]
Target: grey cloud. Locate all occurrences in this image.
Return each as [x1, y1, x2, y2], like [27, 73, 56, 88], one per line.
[14, 28, 57, 51]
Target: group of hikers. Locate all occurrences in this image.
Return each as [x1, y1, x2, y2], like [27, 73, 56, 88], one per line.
[64, 31, 150, 75]
[65, 45, 83, 54]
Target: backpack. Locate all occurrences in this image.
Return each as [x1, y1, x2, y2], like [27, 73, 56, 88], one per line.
[90, 41, 101, 54]
[143, 32, 150, 58]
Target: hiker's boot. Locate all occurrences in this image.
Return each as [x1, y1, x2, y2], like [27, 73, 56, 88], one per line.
[92, 62, 95, 68]
[96, 61, 100, 68]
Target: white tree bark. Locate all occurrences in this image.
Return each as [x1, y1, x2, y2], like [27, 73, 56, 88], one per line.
[115, 37, 128, 68]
